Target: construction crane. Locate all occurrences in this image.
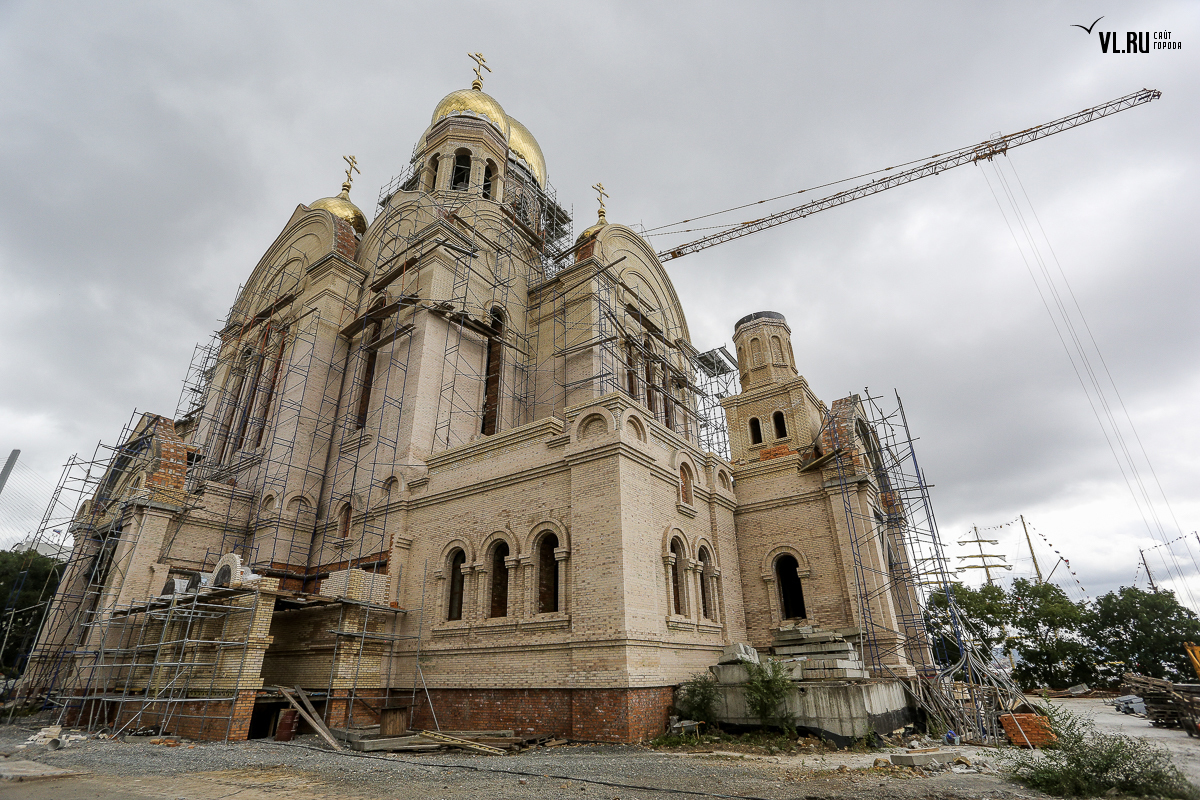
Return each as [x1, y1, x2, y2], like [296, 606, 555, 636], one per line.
[657, 88, 1161, 263]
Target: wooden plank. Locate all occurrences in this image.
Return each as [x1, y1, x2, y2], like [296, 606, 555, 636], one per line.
[277, 687, 341, 751]
[292, 685, 344, 751]
[352, 735, 441, 753]
[419, 729, 505, 755]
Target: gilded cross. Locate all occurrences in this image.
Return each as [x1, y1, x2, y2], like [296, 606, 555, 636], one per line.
[343, 155, 360, 188]
[592, 182, 609, 213]
[468, 52, 491, 89]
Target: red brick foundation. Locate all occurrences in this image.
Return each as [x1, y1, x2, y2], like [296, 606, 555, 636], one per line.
[64, 691, 257, 741]
[409, 686, 674, 742]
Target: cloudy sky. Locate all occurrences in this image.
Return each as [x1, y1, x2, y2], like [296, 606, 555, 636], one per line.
[1, 2, 1196, 607]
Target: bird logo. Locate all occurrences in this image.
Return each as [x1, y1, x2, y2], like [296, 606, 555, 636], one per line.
[1071, 16, 1104, 34]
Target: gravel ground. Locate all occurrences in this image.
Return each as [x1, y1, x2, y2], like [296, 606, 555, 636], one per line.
[0, 699, 1193, 800]
[0, 725, 1036, 800]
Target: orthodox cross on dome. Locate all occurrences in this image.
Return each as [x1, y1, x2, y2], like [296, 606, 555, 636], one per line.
[342, 155, 360, 193]
[592, 182, 609, 222]
[468, 52, 491, 90]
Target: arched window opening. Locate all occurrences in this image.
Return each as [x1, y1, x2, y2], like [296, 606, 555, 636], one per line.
[489, 542, 509, 618]
[698, 547, 713, 621]
[451, 149, 471, 190]
[426, 154, 440, 192]
[255, 332, 287, 448]
[482, 161, 495, 199]
[718, 471, 731, 491]
[770, 336, 784, 363]
[669, 539, 687, 616]
[679, 464, 694, 505]
[625, 342, 640, 400]
[750, 337, 763, 366]
[447, 549, 466, 621]
[749, 417, 763, 445]
[537, 533, 559, 613]
[773, 411, 788, 439]
[356, 323, 380, 430]
[663, 375, 676, 431]
[775, 554, 806, 620]
[233, 344, 265, 453]
[643, 340, 657, 415]
[481, 308, 505, 436]
[337, 502, 352, 539]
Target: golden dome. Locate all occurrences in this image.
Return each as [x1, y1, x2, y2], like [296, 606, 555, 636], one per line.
[576, 209, 607, 244]
[431, 88, 510, 138]
[310, 184, 367, 235]
[507, 116, 546, 188]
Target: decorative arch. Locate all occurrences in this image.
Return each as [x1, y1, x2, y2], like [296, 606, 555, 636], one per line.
[571, 406, 616, 442]
[716, 469, 732, 492]
[666, 533, 689, 617]
[579, 413, 608, 439]
[284, 493, 314, 517]
[622, 411, 647, 443]
[451, 147, 472, 190]
[678, 462, 695, 505]
[524, 518, 569, 556]
[761, 545, 810, 579]
[660, 525, 692, 560]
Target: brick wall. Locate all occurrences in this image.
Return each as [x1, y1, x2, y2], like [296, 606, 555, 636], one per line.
[408, 686, 673, 742]
[66, 690, 257, 741]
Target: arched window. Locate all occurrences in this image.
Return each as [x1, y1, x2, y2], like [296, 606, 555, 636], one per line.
[481, 308, 505, 436]
[669, 538, 687, 616]
[447, 549, 466, 621]
[750, 337, 763, 366]
[643, 339, 657, 415]
[625, 342, 640, 400]
[451, 149, 471, 190]
[356, 322, 380, 430]
[663, 374, 675, 431]
[773, 410, 788, 439]
[426, 154, 440, 192]
[337, 502, 352, 539]
[749, 417, 763, 445]
[537, 533, 559, 613]
[254, 330, 287, 448]
[698, 546, 713, 621]
[775, 554, 806, 620]
[770, 336, 784, 363]
[233, 343, 265, 453]
[718, 470, 731, 491]
[679, 463, 694, 505]
[489, 541, 509, 618]
[482, 161, 495, 199]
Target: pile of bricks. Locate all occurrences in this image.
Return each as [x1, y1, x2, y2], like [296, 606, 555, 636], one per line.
[999, 713, 1057, 748]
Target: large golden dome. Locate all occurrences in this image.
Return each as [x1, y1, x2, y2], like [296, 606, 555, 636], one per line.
[507, 116, 546, 188]
[431, 88, 510, 138]
[310, 184, 367, 235]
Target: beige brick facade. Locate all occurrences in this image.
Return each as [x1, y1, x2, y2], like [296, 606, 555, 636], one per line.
[27, 78, 925, 741]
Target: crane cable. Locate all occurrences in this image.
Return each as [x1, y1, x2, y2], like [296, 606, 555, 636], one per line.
[979, 155, 1199, 610]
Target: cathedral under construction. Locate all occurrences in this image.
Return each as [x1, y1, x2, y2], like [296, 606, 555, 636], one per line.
[15, 63, 957, 742]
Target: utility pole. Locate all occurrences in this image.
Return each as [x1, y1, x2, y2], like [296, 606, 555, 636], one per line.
[1140, 549, 1159, 592]
[1020, 515, 1044, 583]
[0, 449, 18, 499]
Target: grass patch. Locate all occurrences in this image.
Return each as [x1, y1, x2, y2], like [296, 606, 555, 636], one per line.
[1000, 702, 1199, 799]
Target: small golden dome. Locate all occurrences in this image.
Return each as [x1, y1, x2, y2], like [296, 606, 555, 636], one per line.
[507, 116, 546, 188]
[310, 184, 367, 235]
[431, 88, 510, 138]
[576, 209, 607, 244]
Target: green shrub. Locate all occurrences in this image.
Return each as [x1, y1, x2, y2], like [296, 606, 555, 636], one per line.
[1000, 702, 1199, 799]
[677, 672, 720, 725]
[743, 659, 794, 730]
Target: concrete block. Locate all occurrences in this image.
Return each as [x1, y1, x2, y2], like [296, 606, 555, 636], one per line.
[891, 750, 958, 767]
[711, 664, 749, 684]
[718, 643, 759, 665]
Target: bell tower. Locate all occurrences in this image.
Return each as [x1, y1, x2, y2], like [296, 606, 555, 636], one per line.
[732, 311, 797, 390]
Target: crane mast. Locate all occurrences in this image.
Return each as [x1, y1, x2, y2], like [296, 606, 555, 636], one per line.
[658, 88, 1162, 263]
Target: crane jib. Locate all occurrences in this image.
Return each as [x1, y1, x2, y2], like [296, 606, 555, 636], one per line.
[658, 88, 1162, 263]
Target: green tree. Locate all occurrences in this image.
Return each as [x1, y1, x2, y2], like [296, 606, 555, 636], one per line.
[926, 582, 1011, 667]
[0, 550, 63, 675]
[1006, 578, 1090, 690]
[1084, 586, 1200, 685]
